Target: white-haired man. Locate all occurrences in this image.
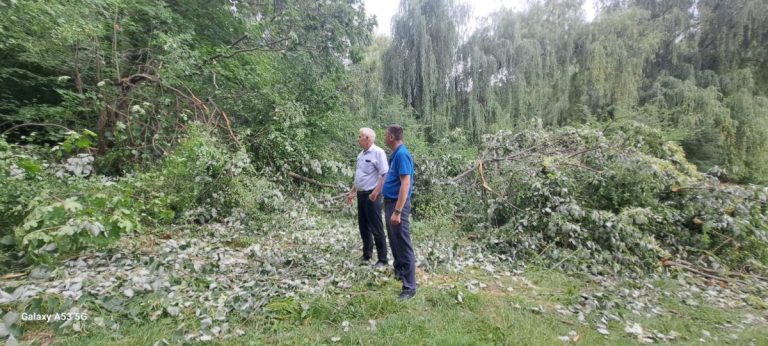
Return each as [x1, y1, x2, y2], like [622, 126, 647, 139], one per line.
[346, 128, 389, 268]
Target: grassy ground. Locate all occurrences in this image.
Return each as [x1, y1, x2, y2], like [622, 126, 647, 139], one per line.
[12, 218, 768, 345]
[48, 269, 768, 345]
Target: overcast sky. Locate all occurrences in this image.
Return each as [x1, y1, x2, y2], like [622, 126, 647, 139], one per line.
[363, 0, 598, 36]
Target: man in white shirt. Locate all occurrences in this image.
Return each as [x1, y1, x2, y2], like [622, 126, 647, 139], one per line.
[346, 128, 389, 268]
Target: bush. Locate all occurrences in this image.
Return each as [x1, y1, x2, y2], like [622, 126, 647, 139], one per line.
[0, 121, 310, 270]
[224, 175, 287, 225]
[411, 128, 477, 219]
[0, 125, 265, 267]
[0, 135, 139, 267]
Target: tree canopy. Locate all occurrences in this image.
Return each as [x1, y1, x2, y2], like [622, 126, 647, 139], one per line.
[381, 0, 768, 182]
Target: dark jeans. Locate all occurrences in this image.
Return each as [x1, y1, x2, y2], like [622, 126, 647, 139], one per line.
[384, 198, 416, 292]
[357, 191, 387, 263]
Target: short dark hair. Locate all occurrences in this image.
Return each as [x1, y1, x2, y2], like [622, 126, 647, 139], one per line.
[386, 124, 404, 140]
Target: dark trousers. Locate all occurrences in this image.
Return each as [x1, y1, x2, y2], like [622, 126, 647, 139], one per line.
[357, 191, 387, 263]
[385, 198, 416, 292]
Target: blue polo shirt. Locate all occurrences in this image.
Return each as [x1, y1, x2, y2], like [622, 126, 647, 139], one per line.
[383, 144, 414, 199]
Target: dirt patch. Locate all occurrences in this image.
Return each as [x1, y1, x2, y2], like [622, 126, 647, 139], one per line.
[21, 330, 55, 346]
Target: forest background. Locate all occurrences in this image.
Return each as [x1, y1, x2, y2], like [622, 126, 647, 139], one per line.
[1, 0, 767, 344]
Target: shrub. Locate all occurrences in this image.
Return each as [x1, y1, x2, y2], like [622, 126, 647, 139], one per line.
[0, 134, 139, 266]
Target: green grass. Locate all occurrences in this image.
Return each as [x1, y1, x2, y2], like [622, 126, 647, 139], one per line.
[45, 267, 768, 346]
[53, 287, 573, 346]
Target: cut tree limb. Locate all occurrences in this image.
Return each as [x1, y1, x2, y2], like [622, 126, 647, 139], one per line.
[1, 123, 74, 136]
[287, 171, 341, 190]
[478, 160, 496, 195]
[208, 37, 293, 62]
[676, 259, 768, 282]
[662, 259, 745, 284]
[1, 273, 27, 280]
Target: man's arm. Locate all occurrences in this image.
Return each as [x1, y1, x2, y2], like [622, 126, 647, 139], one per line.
[369, 175, 385, 201]
[391, 175, 410, 224]
[346, 186, 357, 204]
[369, 148, 389, 201]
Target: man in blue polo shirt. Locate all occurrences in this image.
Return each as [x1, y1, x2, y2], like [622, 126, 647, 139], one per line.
[382, 124, 416, 300]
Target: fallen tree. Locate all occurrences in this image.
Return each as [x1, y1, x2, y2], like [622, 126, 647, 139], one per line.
[427, 121, 768, 275]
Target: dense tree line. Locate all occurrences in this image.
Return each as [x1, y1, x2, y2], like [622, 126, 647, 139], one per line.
[382, 0, 768, 182]
[1, 0, 373, 172]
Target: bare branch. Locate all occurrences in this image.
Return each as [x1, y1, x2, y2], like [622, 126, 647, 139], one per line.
[208, 37, 295, 62]
[287, 171, 343, 190]
[1, 123, 74, 136]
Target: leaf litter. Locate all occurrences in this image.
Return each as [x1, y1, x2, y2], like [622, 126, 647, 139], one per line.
[1, 210, 766, 343]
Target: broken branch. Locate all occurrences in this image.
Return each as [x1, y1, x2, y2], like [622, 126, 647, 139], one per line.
[287, 171, 341, 190]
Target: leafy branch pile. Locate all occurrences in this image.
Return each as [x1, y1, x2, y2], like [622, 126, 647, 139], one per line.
[438, 121, 768, 274]
[0, 125, 290, 271]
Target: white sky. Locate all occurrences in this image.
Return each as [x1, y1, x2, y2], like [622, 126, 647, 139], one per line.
[364, 0, 598, 36]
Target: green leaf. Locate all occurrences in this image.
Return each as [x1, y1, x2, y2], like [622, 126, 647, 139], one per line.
[17, 158, 42, 173]
[61, 197, 83, 212]
[53, 224, 79, 236]
[0, 235, 15, 245]
[75, 136, 92, 149]
[82, 129, 97, 137]
[22, 230, 53, 246]
[117, 218, 135, 233]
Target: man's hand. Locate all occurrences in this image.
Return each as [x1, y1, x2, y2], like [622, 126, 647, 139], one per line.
[346, 192, 355, 205]
[368, 190, 379, 202]
[390, 212, 401, 225]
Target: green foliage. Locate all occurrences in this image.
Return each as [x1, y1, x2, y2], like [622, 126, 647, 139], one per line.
[0, 0, 377, 268]
[0, 136, 139, 267]
[375, 0, 768, 182]
[60, 129, 98, 154]
[122, 124, 255, 225]
[224, 175, 286, 225]
[251, 100, 311, 169]
[697, 0, 768, 73]
[383, 0, 467, 138]
[0, 123, 297, 269]
[1, 0, 373, 170]
[444, 123, 768, 273]
[147, 126, 232, 218]
[14, 188, 138, 264]
[724, 93, 768, 182]
[410, 128, 476, 219]
[635, 73, 768, 183]
[346, 36, 399, 121]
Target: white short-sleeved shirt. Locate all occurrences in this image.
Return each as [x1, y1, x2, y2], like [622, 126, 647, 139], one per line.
[354, 144, 389, 191]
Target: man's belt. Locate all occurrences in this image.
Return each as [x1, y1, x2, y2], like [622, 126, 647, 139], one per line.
[383, 198, 397, 203]
[356, 189, 373, 195]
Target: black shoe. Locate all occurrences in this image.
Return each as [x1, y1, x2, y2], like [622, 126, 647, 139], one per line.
[374, 261, 387, 270]
[359, 256, 371, 265]
[397, 290, 416, 300]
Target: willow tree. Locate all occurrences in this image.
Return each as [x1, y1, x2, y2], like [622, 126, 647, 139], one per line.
[697, 0, 768, 74]
[450, 0, 585, 139]
[453, 39, 494, 138]
[725, 93, 768, 181]
[382, 0, 467, 138]
[373, 0, 768, 181]
[581, 7, 662, 116]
